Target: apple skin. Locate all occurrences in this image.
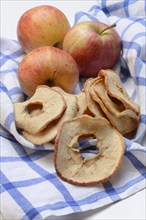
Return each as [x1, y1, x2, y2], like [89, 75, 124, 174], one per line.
[17, 5, 70, 53]
[63, 21, 121, 77]
[18, 46, 79, 96]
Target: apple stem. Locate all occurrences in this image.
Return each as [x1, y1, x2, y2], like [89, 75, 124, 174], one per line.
[99, 23, 116, 35]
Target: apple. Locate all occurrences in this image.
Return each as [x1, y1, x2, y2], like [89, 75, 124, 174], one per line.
[63, 21, 121, 77]
[17, 5, 70, 53]
[18, 46, 79, 96]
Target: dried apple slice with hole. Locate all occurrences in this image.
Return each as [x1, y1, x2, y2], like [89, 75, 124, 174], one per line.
[14, 85, 66, 134]
[84, 78, 105, 117]
[23, 87, 78, 145]
[75, 91, 93, 116]
[99, 69, 140, 115]
[92, 77, 126, 116]
[92, 78, 139, 120]
[90, 83, 139, 135]
[90, 70, 140, 134]
[54, 115, 125, 186]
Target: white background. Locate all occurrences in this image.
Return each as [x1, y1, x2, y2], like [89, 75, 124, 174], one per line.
[1, 1, 146, 219]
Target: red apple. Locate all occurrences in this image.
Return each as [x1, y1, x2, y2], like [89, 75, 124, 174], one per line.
[18, 46, 79, 96]
[63, 21, 121, 77]
[17, 5, 70, 53]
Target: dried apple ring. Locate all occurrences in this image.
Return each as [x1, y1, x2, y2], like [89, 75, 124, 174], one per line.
[84, 78, 105, 117]
[90, 85, 139, 134]
[75, 91, 93, 116]
[22, 87, 78, 145]
[55, 115, 125, 186]
[99, 69, 140, 115]
[90, 70, 140, 134]
[14, 85, 66, 134]
[75, 92, 88, 116]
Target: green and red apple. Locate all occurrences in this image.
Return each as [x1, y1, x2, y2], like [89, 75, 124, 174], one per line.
[18, 46, 79, 96]
[63, 21, 121, 77]
[17, 5, 70, 53]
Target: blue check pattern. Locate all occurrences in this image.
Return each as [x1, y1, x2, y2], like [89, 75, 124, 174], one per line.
[0, 1, 146, 219]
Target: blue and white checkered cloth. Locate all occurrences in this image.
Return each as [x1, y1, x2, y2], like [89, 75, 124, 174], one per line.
[0, 1, 146, 219]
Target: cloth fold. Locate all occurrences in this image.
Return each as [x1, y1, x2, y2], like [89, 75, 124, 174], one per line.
[0, 1, 146, 219]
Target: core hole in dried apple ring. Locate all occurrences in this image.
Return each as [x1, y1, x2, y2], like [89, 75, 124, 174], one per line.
[107, 94, 125, 112]
[78, 134, 99, 160]
[26, 103, 43, 114]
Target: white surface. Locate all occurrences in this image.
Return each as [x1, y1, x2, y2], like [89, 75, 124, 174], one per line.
[1, 1, 146, 220]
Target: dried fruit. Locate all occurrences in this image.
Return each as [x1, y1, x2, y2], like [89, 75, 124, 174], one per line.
[22, 87, 78, 145]
[14, 85, 66, 134]
[55, 115, 125, 186]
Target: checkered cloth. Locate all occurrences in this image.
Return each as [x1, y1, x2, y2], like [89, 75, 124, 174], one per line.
[0, 1, 146, 219]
